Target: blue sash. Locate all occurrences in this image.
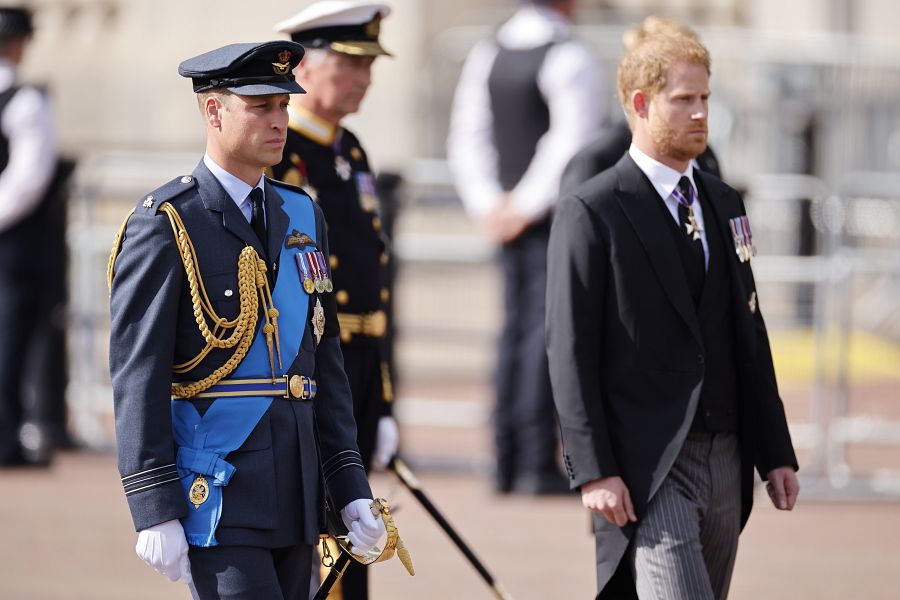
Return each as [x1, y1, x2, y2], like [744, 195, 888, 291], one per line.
[172, 187, 315, 546]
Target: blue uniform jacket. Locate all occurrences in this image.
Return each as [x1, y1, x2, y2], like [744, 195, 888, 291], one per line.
[109, 160, 370, 547]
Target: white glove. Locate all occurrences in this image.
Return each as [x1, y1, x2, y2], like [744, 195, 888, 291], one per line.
[372, 416, 399, 470]
[135, 519, 192, 585]
[340, 498, 386, 555]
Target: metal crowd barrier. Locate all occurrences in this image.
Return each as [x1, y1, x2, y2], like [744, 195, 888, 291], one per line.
[66, 156, 900, 502]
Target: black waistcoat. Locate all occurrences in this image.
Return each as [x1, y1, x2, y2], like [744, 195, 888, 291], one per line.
[656, 183, 740, 432]
[694, 187, 740, 432]
[487, 42, 552, 191]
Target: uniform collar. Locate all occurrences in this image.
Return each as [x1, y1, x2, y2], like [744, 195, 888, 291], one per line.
[202, 154, 265, 214]
[288, 101, 340, 146]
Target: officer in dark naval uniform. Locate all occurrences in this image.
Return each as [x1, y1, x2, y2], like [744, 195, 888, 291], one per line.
[108, 41, 385, 599]
[270, 3, 397, 597]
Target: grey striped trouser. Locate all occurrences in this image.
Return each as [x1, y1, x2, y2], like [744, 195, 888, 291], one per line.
[630, 432, 742, 600]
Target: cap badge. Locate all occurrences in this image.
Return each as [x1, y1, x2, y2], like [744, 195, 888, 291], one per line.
[272, 50, 292, 75]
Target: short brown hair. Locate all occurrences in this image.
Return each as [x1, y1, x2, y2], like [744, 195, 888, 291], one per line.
[196, 89, 233, 112]
[617, 31, 711, 117]
[622, 16, 699, 53]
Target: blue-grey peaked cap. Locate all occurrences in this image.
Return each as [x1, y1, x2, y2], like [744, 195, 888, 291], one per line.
[178, 41, 306, 95]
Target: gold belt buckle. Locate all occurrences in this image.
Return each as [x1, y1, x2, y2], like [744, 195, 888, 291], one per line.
[287, 374, 315, 400]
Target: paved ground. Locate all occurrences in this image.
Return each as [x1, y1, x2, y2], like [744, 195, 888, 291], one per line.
[14, 200, 897, 598]
[2, 442, 900, 600]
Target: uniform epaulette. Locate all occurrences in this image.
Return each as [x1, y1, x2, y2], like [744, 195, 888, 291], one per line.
[135, 174, 198, 215]
[267, 177, 312, 200]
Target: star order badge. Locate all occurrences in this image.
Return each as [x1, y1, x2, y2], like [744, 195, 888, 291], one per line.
[189, 475, 210, 509]
[312, 297, 325, 344]
[684, 213, 703, 241]
[335, 156, 352, 181]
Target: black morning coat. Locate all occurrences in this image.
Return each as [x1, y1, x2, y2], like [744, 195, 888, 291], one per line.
[546, 153, 798, 592]
[109, 160, 370, 547]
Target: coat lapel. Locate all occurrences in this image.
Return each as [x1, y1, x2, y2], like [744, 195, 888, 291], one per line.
[192, 161, 267, 259]
[695, 172, 757, 357]
[613, 155, 702, 343]
[263, 178, 290, 264]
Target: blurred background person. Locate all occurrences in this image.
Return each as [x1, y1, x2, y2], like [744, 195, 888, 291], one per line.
[559, 15, 721, 198]
[447, 0, 603, 496]
[0, 5, 58, 468]
[271, 2, 398, 598]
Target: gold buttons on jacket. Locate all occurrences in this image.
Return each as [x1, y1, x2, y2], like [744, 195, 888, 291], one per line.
[380, 288, 390, 303]
[330, 255, 339, 270]
[372, 217, 382, 232]
[380, 253, 389, 267]
[336, 290, 349, 306]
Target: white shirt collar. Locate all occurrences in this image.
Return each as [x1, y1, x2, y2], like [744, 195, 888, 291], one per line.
[628, 143, 698, 202]
[203, 154, 264, 217]
[496, 5, 571, 49]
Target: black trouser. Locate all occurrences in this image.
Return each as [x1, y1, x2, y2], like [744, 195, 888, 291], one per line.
[0, 227, 39, 464]
[189, 543, 313, 600]
[494, 218, 560, 489]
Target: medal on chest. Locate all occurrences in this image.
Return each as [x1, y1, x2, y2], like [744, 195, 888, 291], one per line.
[685, 211, 703, 241]
[295, 253, 316, 294]
[335, 155, 351, 181]
[728, 215, 756, 263]
[312, 297, 325, 344]
[355, 171, 379, 212]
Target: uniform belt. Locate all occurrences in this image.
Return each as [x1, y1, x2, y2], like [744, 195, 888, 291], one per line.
[187, 375, 317, 400]
[337, 310, 387, 342]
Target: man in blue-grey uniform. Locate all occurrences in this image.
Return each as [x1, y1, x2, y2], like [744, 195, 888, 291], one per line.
[447, 0, 603, 494]
[108, 41, 385, 599]
[0, 6, 58, 467]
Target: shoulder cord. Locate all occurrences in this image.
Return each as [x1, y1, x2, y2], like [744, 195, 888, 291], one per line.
[107, 203, 282, 398]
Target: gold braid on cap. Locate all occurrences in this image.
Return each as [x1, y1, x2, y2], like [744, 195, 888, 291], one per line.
[107, 203, 281, 398]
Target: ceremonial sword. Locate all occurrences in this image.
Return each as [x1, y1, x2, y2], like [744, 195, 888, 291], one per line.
[312, 497, 414, 600]
[389, 456, 514, 600]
